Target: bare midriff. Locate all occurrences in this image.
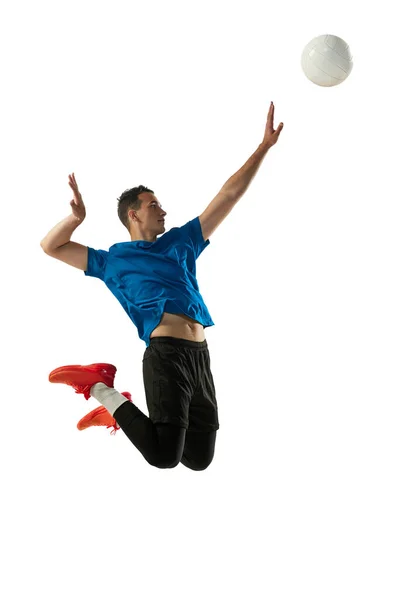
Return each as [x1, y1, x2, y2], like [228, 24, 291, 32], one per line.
[150, 312, 205, 342]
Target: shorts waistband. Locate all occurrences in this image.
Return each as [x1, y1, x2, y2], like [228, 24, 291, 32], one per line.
[149, 336, 208, 350]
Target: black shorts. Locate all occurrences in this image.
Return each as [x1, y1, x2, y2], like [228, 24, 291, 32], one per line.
[142, 336, 219, 432]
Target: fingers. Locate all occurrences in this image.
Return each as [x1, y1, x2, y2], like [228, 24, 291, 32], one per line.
[68, 173, 79, 193]
[68, 173, 83, 205]
[68, 173, 77, 185]
[268, 103, 275, 131]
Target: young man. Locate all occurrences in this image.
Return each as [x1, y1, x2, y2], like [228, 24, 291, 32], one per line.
[41, 102, 283, 470]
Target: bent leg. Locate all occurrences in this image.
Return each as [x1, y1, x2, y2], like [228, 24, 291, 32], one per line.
[113, 402, 186, 469]
[181, 430, 217, 471]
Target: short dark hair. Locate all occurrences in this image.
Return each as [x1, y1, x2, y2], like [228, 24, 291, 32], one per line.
[117, 185, 154, 232]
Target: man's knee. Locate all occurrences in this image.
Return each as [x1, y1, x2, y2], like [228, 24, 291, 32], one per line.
[181, 430, 216, 471]
[153, 454, 182, 469]
[150, 423, 186, 469]
[189, 460, 212, 471]
[181, 454, 214, 471]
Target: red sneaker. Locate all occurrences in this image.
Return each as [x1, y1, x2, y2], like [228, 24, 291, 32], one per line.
[77, 392, 133, 435]
[48, 363, 117, 400]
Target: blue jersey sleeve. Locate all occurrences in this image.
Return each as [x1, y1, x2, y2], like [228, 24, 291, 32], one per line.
[179, 216, 210, 259]
[84, 247, 109, 279]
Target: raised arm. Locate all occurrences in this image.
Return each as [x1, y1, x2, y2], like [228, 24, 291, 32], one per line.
[40, 173, 89, 271]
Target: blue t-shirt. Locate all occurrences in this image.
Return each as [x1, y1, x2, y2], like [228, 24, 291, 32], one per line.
[84, 216, 215, 347]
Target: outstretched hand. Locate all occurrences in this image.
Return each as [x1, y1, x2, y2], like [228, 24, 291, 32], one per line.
[262, 102, 284, 148]
[68, 173, 86, 222]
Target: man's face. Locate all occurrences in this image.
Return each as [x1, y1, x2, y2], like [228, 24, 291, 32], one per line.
[133, 192, 167, 228]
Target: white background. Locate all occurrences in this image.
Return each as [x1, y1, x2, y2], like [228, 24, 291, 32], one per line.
[1, 0, 409, 598]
